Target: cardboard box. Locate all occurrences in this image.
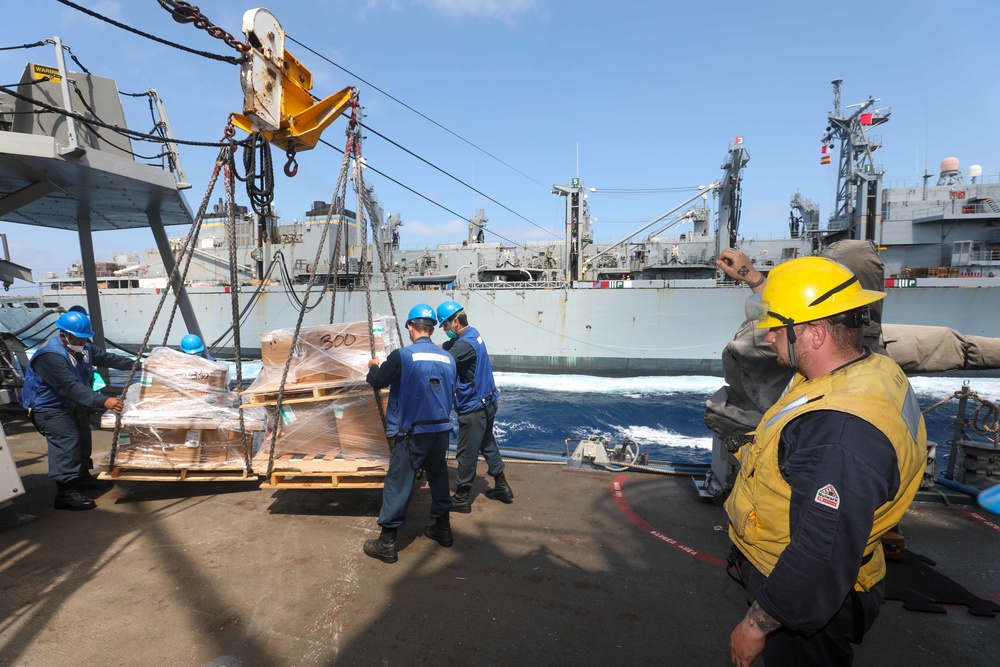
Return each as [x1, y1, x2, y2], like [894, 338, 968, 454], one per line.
[138, 347, 232, 407]
[261, 391, 390, 461]
[250, 317, 400, 393]
[111, 426, 260, 469]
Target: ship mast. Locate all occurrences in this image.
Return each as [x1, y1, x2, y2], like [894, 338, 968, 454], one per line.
[716, 139, 749, 253]
[821, 79, 890, 241]
[552, 179, 593, 282]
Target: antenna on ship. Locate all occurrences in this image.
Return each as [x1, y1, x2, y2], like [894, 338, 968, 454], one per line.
[820, 79, 890, 243]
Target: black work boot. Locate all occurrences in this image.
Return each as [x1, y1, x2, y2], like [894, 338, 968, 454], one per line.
[423, 513, 454, 547]
[485, 473, 514, 504]
[451, 485, 472, 514]
[54, 487, 97, 511]
[68, 474, 114, 491]
[363, 527, 398, 563]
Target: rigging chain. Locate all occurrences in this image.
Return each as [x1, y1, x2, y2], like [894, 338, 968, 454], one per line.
[222, 139, 253, 474]
[109, 139, 229, 468]
[157, 0, 251, 54]
[263, 104, 357, 478]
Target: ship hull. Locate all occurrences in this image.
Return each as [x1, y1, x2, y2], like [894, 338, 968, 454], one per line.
[6, 279, 999, 376]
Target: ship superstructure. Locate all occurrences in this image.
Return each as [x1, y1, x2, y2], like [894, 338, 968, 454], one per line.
[1, 49, 998, 376]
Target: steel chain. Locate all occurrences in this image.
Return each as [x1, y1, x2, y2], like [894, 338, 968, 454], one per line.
[159, 0, 251, 54]
[344, 100, 391, 432]
[326, 174, 349, 325]
[109, 145, 226, 468]
[222, 149, 252, 474]
[264, 131, 354, 478]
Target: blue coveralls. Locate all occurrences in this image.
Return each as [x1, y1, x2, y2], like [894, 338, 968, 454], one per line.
[21, 337, 136, 485]
[366, 336, 457, 529]
[443, 326, 504, 487]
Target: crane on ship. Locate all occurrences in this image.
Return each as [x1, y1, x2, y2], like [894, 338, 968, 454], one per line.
[820, 78, 890, 243]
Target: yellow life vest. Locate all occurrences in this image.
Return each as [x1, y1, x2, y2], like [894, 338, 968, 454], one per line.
[726, 353, 926, 591]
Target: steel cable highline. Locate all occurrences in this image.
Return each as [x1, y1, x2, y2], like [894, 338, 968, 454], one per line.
[7, 28, 541, 252]
[358, 121, 559, 239]
[54, 0, 245, 65]
[316, 137, 532, 251]
[286, 33, 549, 191]
[57, 0, 552, 240]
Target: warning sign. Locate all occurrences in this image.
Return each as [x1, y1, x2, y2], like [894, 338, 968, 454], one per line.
[32, 65, 61, 82]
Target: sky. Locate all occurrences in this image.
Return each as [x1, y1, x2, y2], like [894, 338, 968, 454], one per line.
[3, 0, 1000, 287]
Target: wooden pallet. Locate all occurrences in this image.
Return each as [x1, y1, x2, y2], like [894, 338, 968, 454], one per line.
[98, 466, 257, 482]
[254, 452, 389, 489]
[101, 414, 267, 431]
[240, 381, 372, 408]
[260, 469, 387, 489]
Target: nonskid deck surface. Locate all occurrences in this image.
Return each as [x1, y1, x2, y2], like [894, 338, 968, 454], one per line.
[1, 419, 998, 666]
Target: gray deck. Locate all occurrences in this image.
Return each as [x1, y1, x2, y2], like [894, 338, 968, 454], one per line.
[1, 416, 998, 666]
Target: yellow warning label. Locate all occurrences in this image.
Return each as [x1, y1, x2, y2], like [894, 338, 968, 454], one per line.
[32, 65, 61, 82]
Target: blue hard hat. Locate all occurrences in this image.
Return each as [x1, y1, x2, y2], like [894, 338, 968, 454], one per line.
[436, 300, 464, 325]
[180, 334, 205, 354]
[67, 305, 88, 315]
[55, 311, 94, 338]
[406, 303, 437, 327]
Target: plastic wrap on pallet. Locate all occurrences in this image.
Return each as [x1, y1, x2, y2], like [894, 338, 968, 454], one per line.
[128, 347, 236, 417]
[246, 316, 401, 395]
[262, 391, 391, 461]
[104, 419, 265, 469]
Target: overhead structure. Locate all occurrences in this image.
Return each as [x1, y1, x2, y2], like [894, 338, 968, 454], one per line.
[232, 8, 356, 164]
[0, 38, 200, 348]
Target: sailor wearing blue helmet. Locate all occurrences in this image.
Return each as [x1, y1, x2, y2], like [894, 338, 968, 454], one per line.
[362, 304, 458, 563]
[181, 333, 216, 361]
[436, 300, 512, 512]
[21, 310, 138, 510]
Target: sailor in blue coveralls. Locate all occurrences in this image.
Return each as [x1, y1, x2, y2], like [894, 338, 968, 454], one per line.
[21, 311, 137, 511]
[363, 304, 458, 563]
[436, 300, 513, 512]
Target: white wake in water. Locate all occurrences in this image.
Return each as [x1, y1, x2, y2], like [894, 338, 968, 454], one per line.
[496, 372, 1000, 402]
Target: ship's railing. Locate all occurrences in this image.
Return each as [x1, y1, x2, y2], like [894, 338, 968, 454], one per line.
[466, 280, 569, 290]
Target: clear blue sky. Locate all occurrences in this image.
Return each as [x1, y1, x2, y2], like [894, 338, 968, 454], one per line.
[3, 0, 999, 286]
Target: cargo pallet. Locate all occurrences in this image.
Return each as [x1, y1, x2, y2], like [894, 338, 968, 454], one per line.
[99, 466, 256, 483]
[254, 452, 389, 490]
[240, 380, 372, 408]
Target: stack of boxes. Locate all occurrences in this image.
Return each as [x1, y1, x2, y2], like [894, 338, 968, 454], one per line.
[244, 316, 401, 475]
[105, 347, 265, 470]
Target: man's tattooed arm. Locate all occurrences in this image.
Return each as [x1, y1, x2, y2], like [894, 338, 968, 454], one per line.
[745, 600, 781, 634]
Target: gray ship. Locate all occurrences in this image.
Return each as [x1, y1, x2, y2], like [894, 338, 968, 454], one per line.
[1, 43, 999, 377]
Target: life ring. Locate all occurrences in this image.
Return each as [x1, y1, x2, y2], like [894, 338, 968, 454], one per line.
[306, 264, 313, 273]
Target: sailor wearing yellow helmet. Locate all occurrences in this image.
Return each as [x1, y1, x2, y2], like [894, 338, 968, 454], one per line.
[725, 256, 927, 667]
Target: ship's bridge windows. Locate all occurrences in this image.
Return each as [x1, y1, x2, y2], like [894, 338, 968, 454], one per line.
[23, 302, 40, 309]
[43, 302, 60, 308]
[7, 302, 20, 307]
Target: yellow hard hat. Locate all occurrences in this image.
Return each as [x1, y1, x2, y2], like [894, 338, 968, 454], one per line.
[756, 256, 885, 329]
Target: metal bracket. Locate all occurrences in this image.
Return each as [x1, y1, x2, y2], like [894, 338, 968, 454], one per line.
[232, 8, 354, 154]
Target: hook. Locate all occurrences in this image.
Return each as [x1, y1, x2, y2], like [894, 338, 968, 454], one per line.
[284, 147, 298, 177]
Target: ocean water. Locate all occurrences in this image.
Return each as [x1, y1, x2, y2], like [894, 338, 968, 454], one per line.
[490, 373, 1000, 466]
[114, 361, 1000, 467]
